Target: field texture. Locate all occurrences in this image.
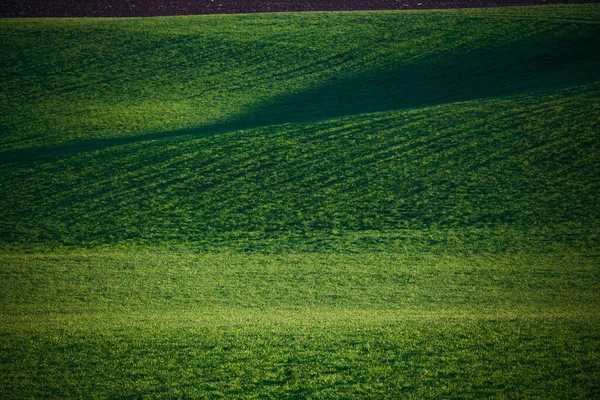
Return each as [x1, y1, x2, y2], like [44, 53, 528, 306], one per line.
[1, 4, 600, 398]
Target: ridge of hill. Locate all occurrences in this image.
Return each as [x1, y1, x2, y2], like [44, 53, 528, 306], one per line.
[2, 0, 600, 18]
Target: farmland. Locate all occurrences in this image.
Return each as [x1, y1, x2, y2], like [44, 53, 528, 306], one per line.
[1, 4, 600, 398]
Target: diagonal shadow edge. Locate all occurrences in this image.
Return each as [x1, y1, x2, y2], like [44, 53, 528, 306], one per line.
[1, 26, 599, 166]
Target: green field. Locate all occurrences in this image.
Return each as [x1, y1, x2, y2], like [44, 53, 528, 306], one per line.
[1, 5, 600, 398]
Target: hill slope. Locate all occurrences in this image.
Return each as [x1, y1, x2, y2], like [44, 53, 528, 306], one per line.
[1, 5, 599, 251]
[1, 5, 600, 398]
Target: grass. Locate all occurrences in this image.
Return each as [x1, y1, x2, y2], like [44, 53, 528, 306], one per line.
[1, 4, 600, 398]
[2, 251, 599, 398]
[2, 6, 599, 151]
[1, 84, 598, 252]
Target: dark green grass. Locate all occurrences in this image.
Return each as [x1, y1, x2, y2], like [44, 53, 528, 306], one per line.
[1, 4, 600, 398]
[1, 84, 598, 251]
[2, 6, 600, 152]
[1, 6, 599, 250]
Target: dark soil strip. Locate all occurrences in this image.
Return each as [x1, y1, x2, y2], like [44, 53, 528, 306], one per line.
[2, 0, 599, 18]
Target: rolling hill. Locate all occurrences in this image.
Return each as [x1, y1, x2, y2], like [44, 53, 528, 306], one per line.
[1, 5, 599, 398]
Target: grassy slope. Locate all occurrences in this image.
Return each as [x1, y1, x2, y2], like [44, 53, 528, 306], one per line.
[2, 251, 599, 398]
[1, 5, 600, 398]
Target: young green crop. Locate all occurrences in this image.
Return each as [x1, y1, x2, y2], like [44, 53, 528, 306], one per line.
[1, 84, 598, 251]
[1, 4, 599, 398]
[1, 6, 600, 251]
[1, 250, 599, 398]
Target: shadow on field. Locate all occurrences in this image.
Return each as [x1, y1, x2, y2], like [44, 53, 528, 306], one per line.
[1, 27, 599, 165]
[228, 29, 600, 127]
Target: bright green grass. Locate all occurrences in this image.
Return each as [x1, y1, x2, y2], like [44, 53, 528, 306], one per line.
[1, 251, 599, 398]
[1, 5, 600, 398]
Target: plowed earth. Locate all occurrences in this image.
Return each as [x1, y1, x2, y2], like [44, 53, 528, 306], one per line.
[1, 0, 598, 17]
